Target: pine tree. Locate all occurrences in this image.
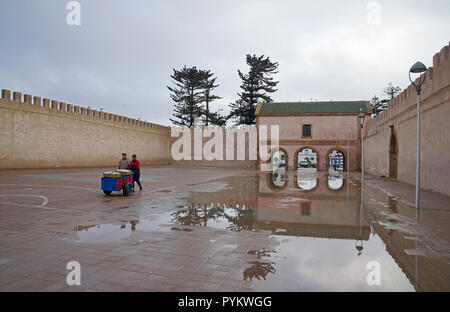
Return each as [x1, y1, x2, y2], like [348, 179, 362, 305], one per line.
[168, 66, 210, 126]
[384, 82, 402, 100]
[205, 110, 226, 126]
[369, 95, 388, 117]
[201, 75, 223, 126]
[229, 54, 279, 125]
[370, 82, 403, 117]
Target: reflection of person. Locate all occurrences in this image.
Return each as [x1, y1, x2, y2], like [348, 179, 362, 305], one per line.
[130, 220, 139, 231]
[128, 154, 142, 191]
[118, 153, 130, 169]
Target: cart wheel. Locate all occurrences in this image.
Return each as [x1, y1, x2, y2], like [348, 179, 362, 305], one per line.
[123, 183, 132, 196]
[103, 190, 112, 195]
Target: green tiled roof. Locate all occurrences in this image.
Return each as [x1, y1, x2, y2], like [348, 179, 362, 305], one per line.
[255, 101, 370, 115]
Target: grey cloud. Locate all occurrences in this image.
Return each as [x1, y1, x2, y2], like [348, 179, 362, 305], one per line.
[1, 0, 449, 125]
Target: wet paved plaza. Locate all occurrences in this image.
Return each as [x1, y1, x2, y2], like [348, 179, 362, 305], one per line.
[0, 166, 449, 291]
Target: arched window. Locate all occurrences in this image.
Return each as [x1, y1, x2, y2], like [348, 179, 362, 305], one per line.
[328, 150, 345, 171]
[328, 175, 344, 190]
[297, 148, 317, 169]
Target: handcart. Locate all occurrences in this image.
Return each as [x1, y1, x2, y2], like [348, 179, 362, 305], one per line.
[101, 174, 134, 196]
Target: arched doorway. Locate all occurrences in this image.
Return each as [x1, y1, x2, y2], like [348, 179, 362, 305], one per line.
[270, 149, 286, 170]
[328, 150, 345, 172]
[296, 148, 318, 170]
[389, 127, 398, 178]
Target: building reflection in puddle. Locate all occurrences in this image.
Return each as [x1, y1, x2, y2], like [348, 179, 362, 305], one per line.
[296, 170, 345, 191]
[181, 171, 423, 290]
[296, 174, 317, 191]
[251, 172, 415, 291]
[270, 168, 286, 188]
[259, 172, 370, 243]
[328, 174, 344, 190]
[174, 172, 377, 286]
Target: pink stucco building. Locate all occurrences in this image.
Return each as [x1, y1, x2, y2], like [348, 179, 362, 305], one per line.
[256, 101, 371, 171]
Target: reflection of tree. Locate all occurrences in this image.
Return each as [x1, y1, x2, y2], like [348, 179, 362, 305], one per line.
[73, 224, 97, 231]
[204, 205, 225, 225]
[243, 249, 276, 281]
[224, 207, 255, 232]
[171, 204, 208, 226]
[243, 261, 276, 281]
[171, 204, 255, 231]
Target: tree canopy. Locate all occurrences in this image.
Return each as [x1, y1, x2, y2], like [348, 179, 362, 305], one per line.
[370, 82, 402, 117]
[168, 66, 225, 126]
[228, 54, 279, 125]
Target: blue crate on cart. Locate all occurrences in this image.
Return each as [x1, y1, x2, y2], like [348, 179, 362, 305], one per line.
[101, 175, 133, 192]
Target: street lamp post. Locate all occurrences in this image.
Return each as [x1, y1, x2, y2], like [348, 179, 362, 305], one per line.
[409, 61, 427, 211]
[355, 110, 366, 257]
[358, 109, 366, 184]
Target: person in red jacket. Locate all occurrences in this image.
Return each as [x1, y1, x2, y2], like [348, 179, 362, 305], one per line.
[128, 154, 142, 191]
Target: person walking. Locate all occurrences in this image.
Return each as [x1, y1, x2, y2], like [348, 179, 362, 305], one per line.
[128, 154, 142, 191]
[118, 153, 130, 169]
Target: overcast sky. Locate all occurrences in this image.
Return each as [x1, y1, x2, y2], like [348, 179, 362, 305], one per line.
[0, 0, 449, 125]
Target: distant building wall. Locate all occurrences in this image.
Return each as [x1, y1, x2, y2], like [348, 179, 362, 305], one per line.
[170, 114, 364, 171]
[363, 42, 450, 196]
[0, 90, 170, 169]
[257, 114, 363, 171]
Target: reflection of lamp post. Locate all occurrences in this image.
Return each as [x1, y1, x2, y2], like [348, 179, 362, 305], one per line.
[409, 61, 427, 211]
[355, 240, 364, 256]
[355, 171, 365, 257]
[356, 166, 365, 257]
[358, 110, 366, 184]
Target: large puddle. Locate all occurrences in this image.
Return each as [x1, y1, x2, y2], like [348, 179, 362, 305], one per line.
[70, 170, 449, 291]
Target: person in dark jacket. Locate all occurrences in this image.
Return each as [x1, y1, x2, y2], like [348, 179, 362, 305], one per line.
[128, 154, 142, 191]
